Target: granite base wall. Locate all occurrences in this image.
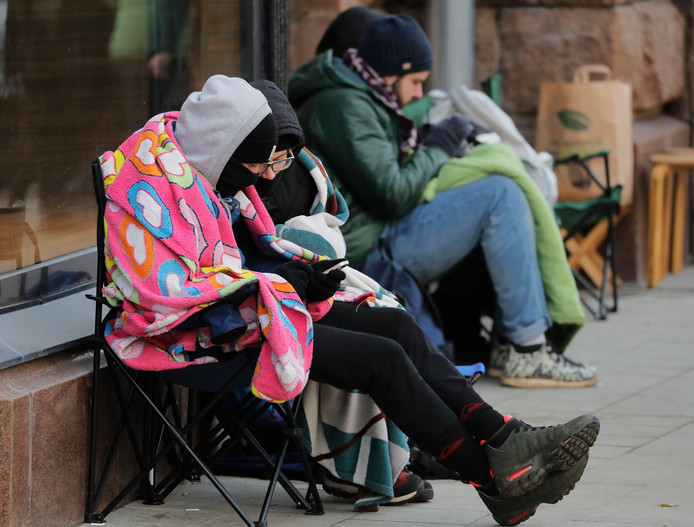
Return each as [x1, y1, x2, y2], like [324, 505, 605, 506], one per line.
[0, 349, 137, 527]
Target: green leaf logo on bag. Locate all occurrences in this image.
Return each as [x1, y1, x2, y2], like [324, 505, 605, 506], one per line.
[556, 110, 591, 131]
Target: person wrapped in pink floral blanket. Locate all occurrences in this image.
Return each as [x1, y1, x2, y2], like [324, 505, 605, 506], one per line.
[99, 75, 600, 526]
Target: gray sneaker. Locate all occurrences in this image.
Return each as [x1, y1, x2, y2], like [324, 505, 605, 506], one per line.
[501, 343, 598, 388]
[488, 337, 510, 379]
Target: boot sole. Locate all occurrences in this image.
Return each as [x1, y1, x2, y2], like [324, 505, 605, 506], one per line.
[487, 456, 589, 526]
[387, 490, 419, 504]
[385, 480, 435, 505]
[495, 471, 582, 526]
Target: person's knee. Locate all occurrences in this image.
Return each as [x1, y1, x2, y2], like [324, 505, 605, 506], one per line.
[363, 339, 410, 385]
[487, 174, 531, 217]
[377, 306, 417, 327]
[487, 174, 522, 198]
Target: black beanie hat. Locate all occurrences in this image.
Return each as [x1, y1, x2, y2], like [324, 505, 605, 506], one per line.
[357, 14, 433, 77]
[250, 80, 305, 155]
[231, 113, 278, 163]
[315, 6, 381, 57]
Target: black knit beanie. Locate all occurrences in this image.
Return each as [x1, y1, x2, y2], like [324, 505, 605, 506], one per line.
[231, 113, 278, 163]
[316, 6, 381, 57]
[357, 14, 433, 77]
[251, 79, 305, 156]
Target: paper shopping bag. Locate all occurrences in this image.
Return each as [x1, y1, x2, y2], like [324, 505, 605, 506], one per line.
[535, 65, 633, 205]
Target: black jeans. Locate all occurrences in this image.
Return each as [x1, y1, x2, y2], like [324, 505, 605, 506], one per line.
[310, 302, 484, 455]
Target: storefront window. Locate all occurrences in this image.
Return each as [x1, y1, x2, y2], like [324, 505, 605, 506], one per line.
[0, 0, 246, 310]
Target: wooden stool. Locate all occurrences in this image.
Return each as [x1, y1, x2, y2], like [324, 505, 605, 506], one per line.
[647, 149, 694, 288]
[0, 201, 41, 269]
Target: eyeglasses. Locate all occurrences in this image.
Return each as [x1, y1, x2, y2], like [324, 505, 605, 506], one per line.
[244, 151, 295, 175]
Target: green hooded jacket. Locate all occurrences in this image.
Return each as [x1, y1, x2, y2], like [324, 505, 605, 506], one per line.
[288, 50, 450, 269]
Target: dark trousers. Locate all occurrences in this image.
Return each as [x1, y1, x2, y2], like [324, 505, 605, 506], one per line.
[311, 302, 486, 456]
[162, 301, 495, 482]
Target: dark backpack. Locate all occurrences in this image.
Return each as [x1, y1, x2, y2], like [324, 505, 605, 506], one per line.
[362, 240, 454, 362]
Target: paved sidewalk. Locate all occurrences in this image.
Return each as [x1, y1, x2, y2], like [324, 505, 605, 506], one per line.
[81, 266, 694, 527]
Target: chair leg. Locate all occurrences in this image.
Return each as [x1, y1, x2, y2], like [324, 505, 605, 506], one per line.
[648, 164, 671, 288]
[607, 214, 619, 313]
[595, 216, 617, 319]
[86, 348, 163, 521]
[662, 171, 674, 276]
[564, 221, 618, 291]
[671, 168, 688, 274]
[139, 374, 164, 505]
[567, 219, 610, 286]
[106, 351, 258, 526]
[215, 398, 317, 514]
[563, 213, 619, 320]
[285, 398, 324, 515]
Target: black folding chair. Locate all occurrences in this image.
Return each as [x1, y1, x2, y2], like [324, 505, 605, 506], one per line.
[85, 160, 323, 526]
[554, 150, 621, 320]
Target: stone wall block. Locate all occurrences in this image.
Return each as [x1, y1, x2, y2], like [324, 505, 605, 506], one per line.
[491, 7, 618, 116]
[0, 395, 30, 527]
[477, 0, 540, 7]
[474, 7, 500, 86]
[477, 0, 632, 7]
[617, 0, 685, 113]
[28, 375, 90, 527]
[289, 0, 356, 13]
[0, 350, 141, 527]
[288, 0, 346, 71]
[475, 1, 685, 123]
[289, 12, 337, 71]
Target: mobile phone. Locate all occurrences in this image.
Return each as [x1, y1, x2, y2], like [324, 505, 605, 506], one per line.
[322, 259, 349, 274]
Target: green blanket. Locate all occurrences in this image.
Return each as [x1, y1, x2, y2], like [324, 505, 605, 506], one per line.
[421, 143, 585, 350]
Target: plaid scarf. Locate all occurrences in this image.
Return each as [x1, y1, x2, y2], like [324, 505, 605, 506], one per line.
[343, 48, 420, 163]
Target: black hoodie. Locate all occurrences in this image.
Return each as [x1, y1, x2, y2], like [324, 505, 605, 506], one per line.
[251, 80, 316, 224]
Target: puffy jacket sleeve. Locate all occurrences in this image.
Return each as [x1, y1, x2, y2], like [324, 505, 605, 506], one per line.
[300, 88, 449, 220]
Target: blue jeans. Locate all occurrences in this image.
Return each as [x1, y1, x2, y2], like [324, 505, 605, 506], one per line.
[363, 175, 550, 344]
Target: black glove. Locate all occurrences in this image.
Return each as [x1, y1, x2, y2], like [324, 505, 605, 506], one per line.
[309, 258, 348, 274]
[422, 114, 475, 157]
[274, 260, 313, 301]
[306, 259, 347, 301]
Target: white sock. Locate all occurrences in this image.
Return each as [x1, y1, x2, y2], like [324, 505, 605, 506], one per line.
[519, 334, 546, 348]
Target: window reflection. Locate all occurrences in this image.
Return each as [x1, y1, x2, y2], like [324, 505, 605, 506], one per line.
[0, 0, 242, 306]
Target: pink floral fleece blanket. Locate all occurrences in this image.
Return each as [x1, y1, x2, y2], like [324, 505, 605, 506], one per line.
[99, 111, 329, 402]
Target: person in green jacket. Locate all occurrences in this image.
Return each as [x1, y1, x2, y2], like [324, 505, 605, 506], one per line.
[289, 13, 597, 389]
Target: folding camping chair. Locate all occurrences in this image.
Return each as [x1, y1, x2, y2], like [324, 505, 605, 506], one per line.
[554, 150, 621, 320]
[85, 160, 323, 526]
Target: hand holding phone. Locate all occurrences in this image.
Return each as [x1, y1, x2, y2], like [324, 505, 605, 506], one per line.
[306, 259, 348, 301]
[320, 259, 349, 274]
[310, 258, 349, 274]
